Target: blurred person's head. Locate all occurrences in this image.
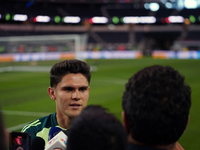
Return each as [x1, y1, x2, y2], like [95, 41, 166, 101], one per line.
[122, 65, 191, 147]
[67, 105, 128, 150]
[15, 145, 24, 150]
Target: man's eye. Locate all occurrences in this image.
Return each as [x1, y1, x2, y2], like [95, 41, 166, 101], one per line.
[65, 87, 73, 91]
[79, 87, 87, 91]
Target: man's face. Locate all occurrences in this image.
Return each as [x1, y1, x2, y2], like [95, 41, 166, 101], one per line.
[52, 73, 90, 118]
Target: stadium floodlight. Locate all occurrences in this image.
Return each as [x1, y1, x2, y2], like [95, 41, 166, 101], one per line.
[165, 2, 173, 9]
[13, 14, 28, 21]
[144, 3, 150, 9]
[167, 16, 184, 23]
[149, 3, 160, 11]
[34, 15, 51, 23]
[123, 16, 156, 24]
[63, 16, 81, 23]
[185, 0, 198, 9]
[89, 17, 108, 24]
[123, 17, 140, 24]
[140, 16, 156, 24]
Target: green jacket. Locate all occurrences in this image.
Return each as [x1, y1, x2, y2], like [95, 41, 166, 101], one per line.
[21, 112, 65, 146]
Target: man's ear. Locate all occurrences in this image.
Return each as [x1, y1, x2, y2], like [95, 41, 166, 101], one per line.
[122, 111, 131, 134]
[187, 115, 190, 125]
[183, 115, 190, 134]
[48, 87, 56, 100]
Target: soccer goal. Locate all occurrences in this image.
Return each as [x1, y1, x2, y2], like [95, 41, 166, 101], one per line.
[0, 34, 88, 72]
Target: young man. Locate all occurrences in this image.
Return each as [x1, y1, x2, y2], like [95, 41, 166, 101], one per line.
[67, 105, 128, 150]
[122, 65, 191, 150]
[21, 59, 91, 145]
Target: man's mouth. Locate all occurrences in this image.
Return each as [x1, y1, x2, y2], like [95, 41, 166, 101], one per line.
[69, 104, 81, 109]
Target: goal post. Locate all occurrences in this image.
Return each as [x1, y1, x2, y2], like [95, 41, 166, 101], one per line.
[0, 34, 88, 72]
[0, 33, 88, 61]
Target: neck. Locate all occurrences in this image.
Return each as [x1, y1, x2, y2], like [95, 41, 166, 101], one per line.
[127, 134, 177, 150]
[56, 112, 74, 129]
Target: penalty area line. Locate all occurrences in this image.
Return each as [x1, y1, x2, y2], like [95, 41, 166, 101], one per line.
[2, 110, 50, 117]
[2, 110, 51, 131]
[7, 122, 30, 132]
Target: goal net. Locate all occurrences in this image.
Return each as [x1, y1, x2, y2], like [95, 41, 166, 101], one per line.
[0, 34, 88, 72]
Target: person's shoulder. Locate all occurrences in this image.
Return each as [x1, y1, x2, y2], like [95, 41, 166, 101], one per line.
[21, 113, 56, 132]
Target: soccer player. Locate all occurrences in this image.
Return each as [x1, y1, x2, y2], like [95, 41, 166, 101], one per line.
[21, 59, 91, 145]
[122, 65, 191, 150]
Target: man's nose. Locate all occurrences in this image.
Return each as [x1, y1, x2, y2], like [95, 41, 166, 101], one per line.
[72, 90, 81, 100]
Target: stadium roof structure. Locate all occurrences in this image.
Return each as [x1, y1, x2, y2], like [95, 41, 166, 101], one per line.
[0, 0, 200, 45]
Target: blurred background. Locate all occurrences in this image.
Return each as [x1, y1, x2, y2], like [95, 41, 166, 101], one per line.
[0, 0, 200, 55]
[0, 0, 200, 149]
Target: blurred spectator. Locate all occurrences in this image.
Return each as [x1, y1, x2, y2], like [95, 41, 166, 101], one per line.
[93, 44, 102, 51]
[117, 43, 126, 51]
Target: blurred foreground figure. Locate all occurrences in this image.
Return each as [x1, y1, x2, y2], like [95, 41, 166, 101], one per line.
[122, 65, 191, 150]
[67, 105, 128, 150]
[0, 110, 8, 150]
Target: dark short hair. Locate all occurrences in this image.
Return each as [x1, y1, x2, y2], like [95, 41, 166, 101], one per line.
[122, 65, 191, 145]
[67, 105, 128, 150]
[50, 59, 91, 87]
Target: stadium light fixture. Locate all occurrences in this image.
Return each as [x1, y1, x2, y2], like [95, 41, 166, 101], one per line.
[140, 16, 156, 24]
[167, 16, 184, 23]
[185, 0, 198, 9]
[122, 16, 156, 24]
[144, 3, 150, 9]
[123, 17, 139, 24]
[89, 17, 108, 24]
[13, 14, 28, 21]
[165, 2, 173, 9]
[63, 16, 81, 23]
[34, 15, 51, 23]
[149, 3, 160, 11]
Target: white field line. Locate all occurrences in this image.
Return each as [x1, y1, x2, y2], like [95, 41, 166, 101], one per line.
[2, 110, 50, 117]
[7, 122, 30, 131]
[93, 79, 127, 85]
[2, 110, 50, 131]
[0, 66, 97, 73]
[0, 66, 51, 73]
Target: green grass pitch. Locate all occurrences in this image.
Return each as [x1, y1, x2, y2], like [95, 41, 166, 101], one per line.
[0, 57, 200, 149]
